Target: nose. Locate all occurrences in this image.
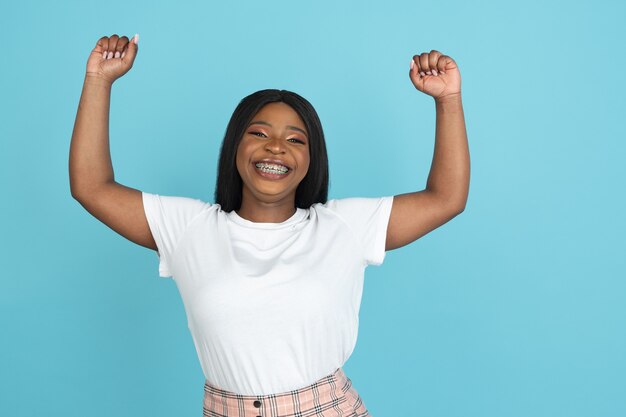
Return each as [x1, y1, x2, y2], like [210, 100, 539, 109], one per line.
[265, 137, 285, 154]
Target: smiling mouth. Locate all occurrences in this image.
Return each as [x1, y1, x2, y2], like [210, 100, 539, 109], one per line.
[254, 161, 290, 174]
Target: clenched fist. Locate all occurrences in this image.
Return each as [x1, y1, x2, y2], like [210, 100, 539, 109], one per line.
[409, 50, 461, 101]
[86, 34, 139, 84]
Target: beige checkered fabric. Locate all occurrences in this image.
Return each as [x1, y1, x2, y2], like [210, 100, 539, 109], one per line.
[203, 367, 371, 417]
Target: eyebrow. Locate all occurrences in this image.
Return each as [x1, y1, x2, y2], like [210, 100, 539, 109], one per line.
[248, 121, 308, 138]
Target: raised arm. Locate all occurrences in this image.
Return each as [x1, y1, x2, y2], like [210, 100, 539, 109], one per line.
[69, 34, 157, 250]
[385, 50, 470, 251]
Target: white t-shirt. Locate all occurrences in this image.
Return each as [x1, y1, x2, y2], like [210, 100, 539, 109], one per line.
[142, 191, 394, 395]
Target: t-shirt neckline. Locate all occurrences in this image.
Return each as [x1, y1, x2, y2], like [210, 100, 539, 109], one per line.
[227, 207, 308, 229]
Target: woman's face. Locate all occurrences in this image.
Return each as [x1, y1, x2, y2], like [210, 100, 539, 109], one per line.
[236, 102, 311, 206]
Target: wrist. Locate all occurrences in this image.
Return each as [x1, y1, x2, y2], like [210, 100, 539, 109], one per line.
[434, 93, 463, 115]
[84, 73, 114, 88]
[435, 92, 462, 104]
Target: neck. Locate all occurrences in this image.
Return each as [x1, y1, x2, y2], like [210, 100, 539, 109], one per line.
[236, 196, 297, 223]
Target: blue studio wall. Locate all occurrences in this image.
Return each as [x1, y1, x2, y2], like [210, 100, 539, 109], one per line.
[1, 1, 624, 416]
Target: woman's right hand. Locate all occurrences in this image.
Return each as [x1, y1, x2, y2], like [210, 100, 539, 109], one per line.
[86, 34, 139, 85]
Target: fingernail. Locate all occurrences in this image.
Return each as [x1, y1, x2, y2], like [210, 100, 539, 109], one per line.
[115, 51, 120, 58]
[432, 69, 438, 76]
[102, 51, 107, 59]
[121, 51, 126, 58]
[107, 51, 113, 59]
[410, 59, 414, 70]
[133, 34, 139, 45]
[420, 71, 425, 77]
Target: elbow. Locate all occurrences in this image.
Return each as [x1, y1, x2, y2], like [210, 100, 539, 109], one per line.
[439, 195, 467, 217]
[70, 188, 84, 202]
[69, 175, 82, 200]
[451, 190, 469, 215]
[70, 183, 85, 201]
[70, 183, 80, 200]
[448, 205, 465, 218]
[429, 188, 468, 216]
[454, 199, 467, 215]
[446, 199, 467, 217]
[70, 184, 92, 202]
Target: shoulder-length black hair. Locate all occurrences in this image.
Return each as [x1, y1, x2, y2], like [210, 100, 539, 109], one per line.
[214, 89, 329, 212]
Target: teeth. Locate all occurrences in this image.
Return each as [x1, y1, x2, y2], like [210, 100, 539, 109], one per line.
[255, 162, 289, 174]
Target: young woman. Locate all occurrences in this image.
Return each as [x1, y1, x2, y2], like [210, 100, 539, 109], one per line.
[69, 34, 469, 417]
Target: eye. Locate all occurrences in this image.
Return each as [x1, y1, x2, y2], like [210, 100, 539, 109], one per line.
[288, 138, 305, 144]
[249, 131, 267, 138]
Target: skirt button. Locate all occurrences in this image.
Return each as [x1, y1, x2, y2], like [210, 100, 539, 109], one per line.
[253, 400, 262, 408]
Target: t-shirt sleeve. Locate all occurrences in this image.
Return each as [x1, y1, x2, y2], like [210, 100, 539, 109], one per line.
[324, 195, 394, 266]
[142, 191, 211, 278]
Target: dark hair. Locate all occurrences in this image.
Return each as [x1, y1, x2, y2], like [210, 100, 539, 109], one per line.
[214, 89, 329, 212]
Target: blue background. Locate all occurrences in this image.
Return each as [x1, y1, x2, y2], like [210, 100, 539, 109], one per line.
[1, 1, 625, 416]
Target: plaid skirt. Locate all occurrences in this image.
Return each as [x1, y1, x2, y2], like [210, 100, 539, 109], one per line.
[203, 367, 372, 417]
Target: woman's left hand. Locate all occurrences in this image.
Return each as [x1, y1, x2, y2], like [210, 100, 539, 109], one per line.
[409, 50, 461, 101]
